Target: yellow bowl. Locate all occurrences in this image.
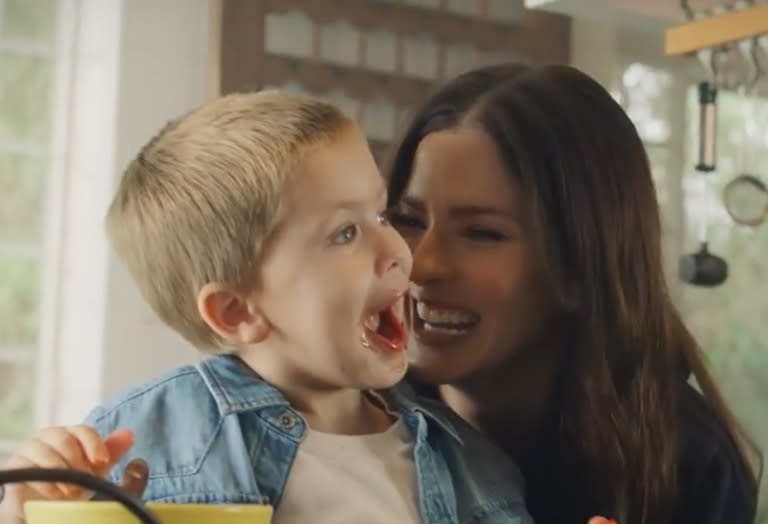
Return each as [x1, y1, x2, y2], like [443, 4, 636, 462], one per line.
[24, 500, 273, 524]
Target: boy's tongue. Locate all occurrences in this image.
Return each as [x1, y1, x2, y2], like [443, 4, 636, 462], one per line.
[362, 305, 407, 352]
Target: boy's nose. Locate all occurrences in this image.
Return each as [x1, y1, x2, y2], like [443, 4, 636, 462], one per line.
[376, 229, 413, 281]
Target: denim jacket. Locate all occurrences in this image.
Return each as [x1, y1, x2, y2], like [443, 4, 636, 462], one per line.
[84, 355, 532, 524]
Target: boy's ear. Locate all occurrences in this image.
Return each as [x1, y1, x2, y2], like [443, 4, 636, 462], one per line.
[197, 283, 270, 345]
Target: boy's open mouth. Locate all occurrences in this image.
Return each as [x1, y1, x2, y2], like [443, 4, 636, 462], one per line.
[362, 303, 408, 352]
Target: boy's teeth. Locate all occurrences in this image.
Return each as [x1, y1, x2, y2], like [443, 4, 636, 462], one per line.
[416, 302, 475, 325]
[364, 313, 380, 332]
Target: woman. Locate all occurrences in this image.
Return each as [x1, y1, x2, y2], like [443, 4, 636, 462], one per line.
[386, 63, 761, 524]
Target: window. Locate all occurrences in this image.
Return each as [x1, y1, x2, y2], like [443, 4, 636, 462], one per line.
[0, 0, 59, 453]
[620, 60, 768, 522]
[680, 87, 768, 522]
[618, 62, 686, 297]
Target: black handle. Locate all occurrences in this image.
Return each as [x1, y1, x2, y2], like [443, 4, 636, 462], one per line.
[0, 468, 161, 524]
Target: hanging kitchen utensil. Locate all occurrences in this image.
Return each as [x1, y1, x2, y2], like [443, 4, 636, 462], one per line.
[723, 37, 768, 227]
[679, 241, 729, 286]
[679, 44, 730, 287]
[695, 80, 718, 172]
[724, 175, 768, 226]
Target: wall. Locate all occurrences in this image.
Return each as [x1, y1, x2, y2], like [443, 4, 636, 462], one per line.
[43, 0, 209, 425]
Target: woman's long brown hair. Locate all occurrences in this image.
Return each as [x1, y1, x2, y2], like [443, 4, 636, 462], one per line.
[386, 63, 761, 523]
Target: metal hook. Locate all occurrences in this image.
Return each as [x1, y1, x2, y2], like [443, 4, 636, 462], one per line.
[709, 45, 725, 87]
[680, 0, 695, 20]
[681, 1, 720, 85]
[748, 36, 764, 91]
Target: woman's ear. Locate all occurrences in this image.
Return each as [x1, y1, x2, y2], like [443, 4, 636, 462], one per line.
[197, 283, 270, 345]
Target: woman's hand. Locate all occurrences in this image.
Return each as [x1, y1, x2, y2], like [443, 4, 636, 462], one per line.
[588, 518, 617, 524]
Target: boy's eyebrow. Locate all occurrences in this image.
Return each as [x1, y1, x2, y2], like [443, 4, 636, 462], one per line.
[331, 185, 387, 210]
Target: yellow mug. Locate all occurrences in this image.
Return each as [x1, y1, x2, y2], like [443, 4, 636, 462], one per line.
[24, 500, 273, 524]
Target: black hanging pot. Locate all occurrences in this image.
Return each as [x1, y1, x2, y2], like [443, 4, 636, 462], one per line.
[0, 467, 161, 524]
[679, 242, 728, 287]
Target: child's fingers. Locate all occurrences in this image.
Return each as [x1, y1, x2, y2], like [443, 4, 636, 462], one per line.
[35, 426, 100, 497]
[5, 441, 73, 500]
[1, 425, 137, 514]
[66, 425, 111, 466]
[98, 429, 135, 473]
[35, 426, 93, 470]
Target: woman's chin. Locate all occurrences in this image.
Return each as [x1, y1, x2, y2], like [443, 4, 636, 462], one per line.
[406, 354, 467, 388]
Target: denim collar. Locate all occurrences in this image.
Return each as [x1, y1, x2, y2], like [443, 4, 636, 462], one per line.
[197, 354, 463, 444]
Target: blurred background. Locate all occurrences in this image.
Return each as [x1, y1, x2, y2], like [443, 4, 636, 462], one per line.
[0, 0, 767, 518]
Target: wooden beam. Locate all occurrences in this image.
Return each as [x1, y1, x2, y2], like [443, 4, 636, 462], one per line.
[208, 0, 266, 97]
[665, 3, 768, 56]
[207, 0, 222, 98]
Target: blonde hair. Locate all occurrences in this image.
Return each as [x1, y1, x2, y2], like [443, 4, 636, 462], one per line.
[106, 91, 353, 350]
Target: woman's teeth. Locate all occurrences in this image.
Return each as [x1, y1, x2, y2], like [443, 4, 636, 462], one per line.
[415, 301, 477, 331]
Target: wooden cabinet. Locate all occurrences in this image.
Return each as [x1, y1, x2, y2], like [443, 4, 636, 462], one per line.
[209, 0, 570, 161]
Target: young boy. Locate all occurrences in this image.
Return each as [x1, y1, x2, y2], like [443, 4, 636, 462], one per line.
[0, 92, 531, 524]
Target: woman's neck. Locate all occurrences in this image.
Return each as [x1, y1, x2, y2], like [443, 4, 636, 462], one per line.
[439, 347, 560, 459]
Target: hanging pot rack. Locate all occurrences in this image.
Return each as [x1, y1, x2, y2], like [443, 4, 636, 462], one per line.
[666, 1, 768, 57]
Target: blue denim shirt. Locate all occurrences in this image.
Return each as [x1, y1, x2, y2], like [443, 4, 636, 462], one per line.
[84, 355, 532, 524]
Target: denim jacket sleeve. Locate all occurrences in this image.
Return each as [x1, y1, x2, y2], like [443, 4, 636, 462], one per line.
[82, 365, 267, 505]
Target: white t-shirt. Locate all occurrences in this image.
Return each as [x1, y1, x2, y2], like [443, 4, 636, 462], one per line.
[272, 417, 422, 524]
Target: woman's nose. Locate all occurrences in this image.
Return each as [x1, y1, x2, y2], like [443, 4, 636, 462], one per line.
[409, 229, 454, 284]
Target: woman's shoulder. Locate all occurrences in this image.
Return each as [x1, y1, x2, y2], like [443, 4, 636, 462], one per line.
[675, 383, 757, 524]
[679, 383, 737, 462]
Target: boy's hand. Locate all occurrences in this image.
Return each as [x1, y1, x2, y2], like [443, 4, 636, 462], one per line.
[0, 425, 134, 522]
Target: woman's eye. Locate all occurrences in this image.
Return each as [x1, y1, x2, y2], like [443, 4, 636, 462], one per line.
[332, 224, 359, 245]
[465, 228, 506, 242]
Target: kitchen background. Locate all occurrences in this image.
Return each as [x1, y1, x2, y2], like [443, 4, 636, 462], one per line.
[0, 0, 766, 520]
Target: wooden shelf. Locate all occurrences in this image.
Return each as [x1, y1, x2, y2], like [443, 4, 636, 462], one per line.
[665, 3, 768, 56]
[265, 0, 569, 64]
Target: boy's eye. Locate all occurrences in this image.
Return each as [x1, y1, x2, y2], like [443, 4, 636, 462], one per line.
[332, 224, 359, 245]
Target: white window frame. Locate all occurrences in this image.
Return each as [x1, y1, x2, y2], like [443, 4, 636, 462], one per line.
[0, 0, 69, 455]
[0, 0, 123, 457]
